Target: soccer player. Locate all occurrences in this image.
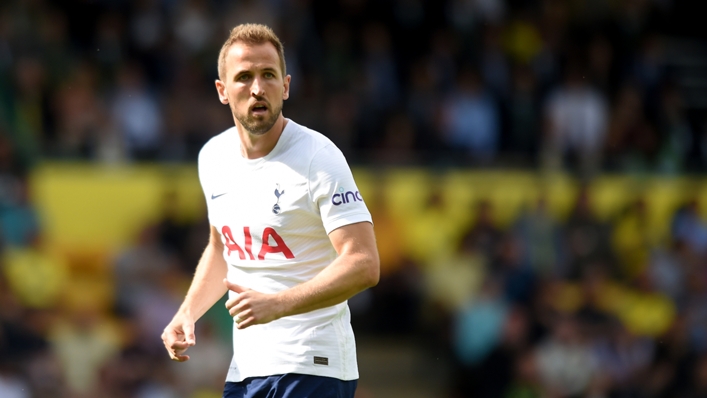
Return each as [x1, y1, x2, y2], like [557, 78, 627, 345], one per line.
[161, 24, 380, 398]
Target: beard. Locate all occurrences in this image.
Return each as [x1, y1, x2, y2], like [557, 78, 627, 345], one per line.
[234, 100, 283, 136]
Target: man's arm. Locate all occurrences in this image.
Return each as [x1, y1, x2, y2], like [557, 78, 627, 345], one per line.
[224, 221, 379, 329]
[162, 225, 228, 361]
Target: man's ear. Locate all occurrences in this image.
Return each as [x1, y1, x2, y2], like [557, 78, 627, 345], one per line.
[215, 80, 229, 104]
[282, 75, 291, 100]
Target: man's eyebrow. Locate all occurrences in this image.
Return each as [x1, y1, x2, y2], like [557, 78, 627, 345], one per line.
[261, 67, 279, 75]
[233, 67, 279, 80]
[233, 70, 250, 80]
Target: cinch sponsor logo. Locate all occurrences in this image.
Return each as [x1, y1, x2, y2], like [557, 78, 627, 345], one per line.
[332, 187, 363, 206]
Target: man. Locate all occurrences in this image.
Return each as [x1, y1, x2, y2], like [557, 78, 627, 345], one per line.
[161, 24, 380, 398]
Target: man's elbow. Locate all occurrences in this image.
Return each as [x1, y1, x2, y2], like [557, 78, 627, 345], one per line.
[362, 254, 380, 288]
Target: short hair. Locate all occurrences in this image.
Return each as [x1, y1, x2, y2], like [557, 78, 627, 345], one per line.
[217, 24, 286, 81]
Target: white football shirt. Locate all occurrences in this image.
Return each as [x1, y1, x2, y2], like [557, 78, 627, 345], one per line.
[198, 118, 372, 382]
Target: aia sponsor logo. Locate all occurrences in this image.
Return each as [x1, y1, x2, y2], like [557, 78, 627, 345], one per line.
[221, 226, 294, 260]
[332, 187, 363, 206]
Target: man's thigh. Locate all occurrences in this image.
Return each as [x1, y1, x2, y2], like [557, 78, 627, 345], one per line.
[223, 373, 358, 398]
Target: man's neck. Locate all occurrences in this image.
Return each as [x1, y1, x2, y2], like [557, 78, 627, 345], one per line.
[237, 115, 287, 159]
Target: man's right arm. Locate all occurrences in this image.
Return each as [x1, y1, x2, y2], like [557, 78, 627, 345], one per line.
[161, 225, 228, 361]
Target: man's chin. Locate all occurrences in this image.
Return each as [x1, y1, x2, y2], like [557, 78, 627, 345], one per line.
[239, 116, 278, 135]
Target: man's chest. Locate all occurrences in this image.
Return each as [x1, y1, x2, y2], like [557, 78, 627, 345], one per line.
[206, 165, 313, 228]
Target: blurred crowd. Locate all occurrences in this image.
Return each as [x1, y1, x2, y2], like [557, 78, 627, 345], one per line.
[0, 0, 706, 173]
[2, 0, 707, 397]
[361, 186, 707, 397]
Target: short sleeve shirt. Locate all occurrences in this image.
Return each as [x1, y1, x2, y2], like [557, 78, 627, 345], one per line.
[198, 119, 372, 382]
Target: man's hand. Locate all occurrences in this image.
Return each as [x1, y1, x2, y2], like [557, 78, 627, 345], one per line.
[224, 279, 285, 329]
[161, 314, 196, 362]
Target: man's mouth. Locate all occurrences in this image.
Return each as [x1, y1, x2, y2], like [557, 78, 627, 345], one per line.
[251, 103, 269, 115]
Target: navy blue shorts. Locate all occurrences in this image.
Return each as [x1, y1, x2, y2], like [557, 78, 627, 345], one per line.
[223, 374, 357, 398]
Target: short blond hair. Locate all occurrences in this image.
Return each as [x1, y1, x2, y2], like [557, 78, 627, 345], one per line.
[217, 24, 286, 81]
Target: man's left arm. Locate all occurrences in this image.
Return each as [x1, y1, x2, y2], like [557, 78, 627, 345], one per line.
[224, 221, 379, 329]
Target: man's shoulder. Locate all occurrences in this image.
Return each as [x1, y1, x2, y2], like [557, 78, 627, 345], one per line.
[284, 119, 342, 159]
[198, 126, 238, 163]
[287, 119, 335, 149]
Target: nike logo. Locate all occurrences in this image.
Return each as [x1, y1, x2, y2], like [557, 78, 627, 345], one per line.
[211, 192, 227, 200]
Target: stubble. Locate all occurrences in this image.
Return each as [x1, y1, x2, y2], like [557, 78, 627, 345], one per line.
[234, 100, 283, 136]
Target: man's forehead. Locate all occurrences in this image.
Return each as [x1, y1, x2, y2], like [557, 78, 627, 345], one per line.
[225, 42, 280, 70]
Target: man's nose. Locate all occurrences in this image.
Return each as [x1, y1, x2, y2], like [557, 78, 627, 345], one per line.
[251, 77, 265, 97]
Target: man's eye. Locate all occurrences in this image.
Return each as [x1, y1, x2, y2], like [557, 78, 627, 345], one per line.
[238, 75, 250, 81]
[264, 72, 274, 78]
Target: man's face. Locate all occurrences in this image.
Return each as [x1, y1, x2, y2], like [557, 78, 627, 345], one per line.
[216, 41, 290, 135]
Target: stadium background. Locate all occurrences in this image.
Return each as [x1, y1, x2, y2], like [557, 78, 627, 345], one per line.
[1, 0, 707, 397]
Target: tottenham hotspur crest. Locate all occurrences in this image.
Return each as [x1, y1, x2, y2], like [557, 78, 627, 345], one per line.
[272, 184, 285, 214]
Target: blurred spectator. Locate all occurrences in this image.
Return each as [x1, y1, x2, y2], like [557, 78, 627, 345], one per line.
[154, 190, 194, 273]
[0, 273, 35, 398]
[684, 264, 707, 353]
[561, 185, 613, 280]
[0, 173, 39, 248]
[370, 256, 424, 336]
[452, 277, 508, 369]
[94, 13, 125, 73]
[611, 197, 653, 280]
[425, 227, 487, 315]
[460, 199, 502, 261]
[605, 83, 659, 172]
[0, 367, 28, 398]
[479, 24, 510, 99]
[51, 62, 105, 159]
[452, 306, 531, 398]
[173, 0, 216, 56]
[7, 56, 46, 168]
[1, 240, 68, 310]
[504, 350, 542, 398]
[49, 306, 122, 395]
[586, 34, 617, 96]
[645, 316, 695, 397]
[514, 195, 560, 278]
[656, 82, 693, 173]
[575, 265, 616, 340]
[128, 0, 167, 56]
[671, 198, 707, 257]
[503, 10, 543, 67]
[542, 61, 609, 176]
[223, 0, 278, 36]
[320, 21, 356, 92]
[406, 60, 443, 153]
[494, 234, 536, 305]
[110, 63, 163, 160]
[632, 34, 666, 101]
[371, 111, 420, 165]
[534, 315, 600, 397]
[428, 29, 459, 94]
[690, 354, 707, 398]
[360, 23, 401, 115]
[401, 186, 467, 265]
[446, 0, 506, 34]
[113, 225, 176, 318]
[322, 91, 359, 154]
[506, 64, 542, 163]
[441, 67, 501, 163]
[648, 239, 689, 305]
[0, 135, 20, 212]
[591, 321, 654, 395]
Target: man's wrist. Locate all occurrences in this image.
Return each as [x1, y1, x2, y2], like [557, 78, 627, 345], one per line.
[176, 307, 196, 322]
[273, 291, 291, 320]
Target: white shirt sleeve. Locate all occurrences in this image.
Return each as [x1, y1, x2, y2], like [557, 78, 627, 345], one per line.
[308, 144, 372, 234]
[197, 139, 220, 226]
